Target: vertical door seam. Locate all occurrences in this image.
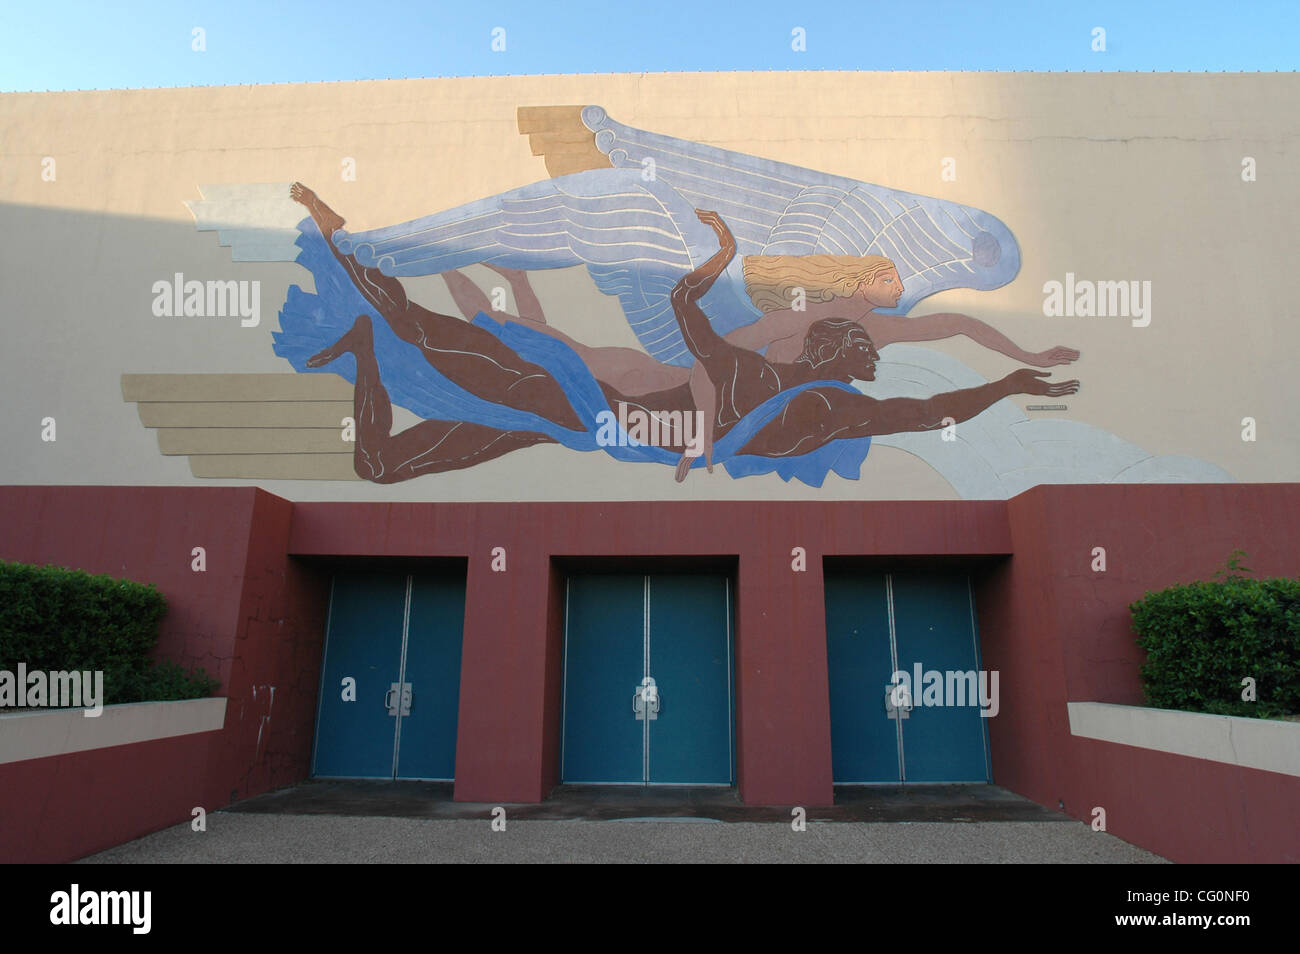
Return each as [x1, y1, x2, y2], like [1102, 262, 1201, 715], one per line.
[392, 574, 413, 779]
[642, 575, 651, 784]
[885, 573, 905, 782]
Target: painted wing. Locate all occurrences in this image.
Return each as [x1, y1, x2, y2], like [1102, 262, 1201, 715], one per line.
[191, 108, 1021, 366]
[336, 105, 1020, 363]
[332, 168, 758, 367]
[575, 106, 1020, 314]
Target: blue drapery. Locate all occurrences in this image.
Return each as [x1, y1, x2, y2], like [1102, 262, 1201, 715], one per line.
[273, 218, 871, 487]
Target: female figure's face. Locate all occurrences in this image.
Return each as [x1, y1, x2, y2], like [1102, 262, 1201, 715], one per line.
[856, 267, 904, 308]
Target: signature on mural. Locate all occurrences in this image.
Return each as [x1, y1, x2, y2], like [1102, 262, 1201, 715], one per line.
[267, 106, 1080, 486]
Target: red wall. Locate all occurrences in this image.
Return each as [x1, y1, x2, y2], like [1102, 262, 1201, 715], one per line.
[0, 486, 328, 863]
[977, 483, 1300, 863]
[1, 732, 222, 864]
[288, 500, 1011, 807]
[2, 484, 1297, 862]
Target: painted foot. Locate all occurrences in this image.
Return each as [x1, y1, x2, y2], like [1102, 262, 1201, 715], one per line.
[290, 181, 345, 234]
[307, 315, 372, 368]
[674, 453, 695, 483]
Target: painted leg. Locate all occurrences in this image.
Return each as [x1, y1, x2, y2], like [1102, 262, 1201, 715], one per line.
[308, 315, 554, 481]
[293, 187, 585, 429]
[442, 272, 689, 398]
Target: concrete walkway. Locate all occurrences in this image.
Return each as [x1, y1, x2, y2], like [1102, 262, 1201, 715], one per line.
[221, 779, 1072, 823]
[81, 814, 1166, 864]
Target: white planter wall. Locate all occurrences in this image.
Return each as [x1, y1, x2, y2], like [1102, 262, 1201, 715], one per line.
[0, 698, 228, 765]
[1068, 702, 1300, 778]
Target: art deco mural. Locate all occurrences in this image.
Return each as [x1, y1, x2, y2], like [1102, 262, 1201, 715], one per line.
[126, 104, 1231, 496]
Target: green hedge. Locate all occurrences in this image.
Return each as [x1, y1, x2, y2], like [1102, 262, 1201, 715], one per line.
[0, 560, 219, 706]
[1131, 554, 1299, 719]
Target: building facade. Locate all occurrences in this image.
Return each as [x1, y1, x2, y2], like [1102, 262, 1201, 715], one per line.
[1, 72, 1297, 862]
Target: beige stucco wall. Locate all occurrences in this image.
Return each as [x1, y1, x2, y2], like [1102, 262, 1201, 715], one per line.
[1, 72, 1296, 501]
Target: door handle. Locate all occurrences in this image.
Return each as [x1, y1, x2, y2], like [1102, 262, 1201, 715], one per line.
[884, 681, 911, 720]
[386, 682, 413, 716]
[633, 676, 660, 721]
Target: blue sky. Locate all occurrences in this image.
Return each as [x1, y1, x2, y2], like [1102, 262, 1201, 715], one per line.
[2, 0, 1297, 91]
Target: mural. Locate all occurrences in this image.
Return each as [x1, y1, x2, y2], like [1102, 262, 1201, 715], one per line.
[157, 104, 1231, 495]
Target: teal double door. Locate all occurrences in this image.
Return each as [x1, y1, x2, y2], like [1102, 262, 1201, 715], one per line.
[562, 574, 734, 785]
[313, 570, 466, 780]
[824, 569, 991, 783]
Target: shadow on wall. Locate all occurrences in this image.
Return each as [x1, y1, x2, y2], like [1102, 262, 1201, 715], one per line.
[0, 201, 326, 488]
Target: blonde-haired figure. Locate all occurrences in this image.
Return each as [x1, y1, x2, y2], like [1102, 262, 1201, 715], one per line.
[734, 253, 1077, 367]
[743, 255, 898, 317]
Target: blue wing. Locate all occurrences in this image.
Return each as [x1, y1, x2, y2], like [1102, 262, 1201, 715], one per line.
[334, 105, 1021, 364]
[334, 169, 758, 366]
[580, 105, 1019, 314]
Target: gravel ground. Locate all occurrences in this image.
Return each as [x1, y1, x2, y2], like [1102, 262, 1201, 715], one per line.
[80, 814, 1168, 863]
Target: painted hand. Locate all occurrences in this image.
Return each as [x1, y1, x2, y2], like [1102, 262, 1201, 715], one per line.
[695, 209, 735, 247]
[1006, 368, 1080, 397]
[1030, 346, 1081, 367]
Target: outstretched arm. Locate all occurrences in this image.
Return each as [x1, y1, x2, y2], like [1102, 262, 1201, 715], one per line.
[441, 269, 494, 320]
[867, 313, 1079, 367]
[669, 210, 765, 482]
[482, 263, 548, 324]
[739, 369, 1080, 458]
[674, 362, 719, 482]
[669, 210, 744, 373]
